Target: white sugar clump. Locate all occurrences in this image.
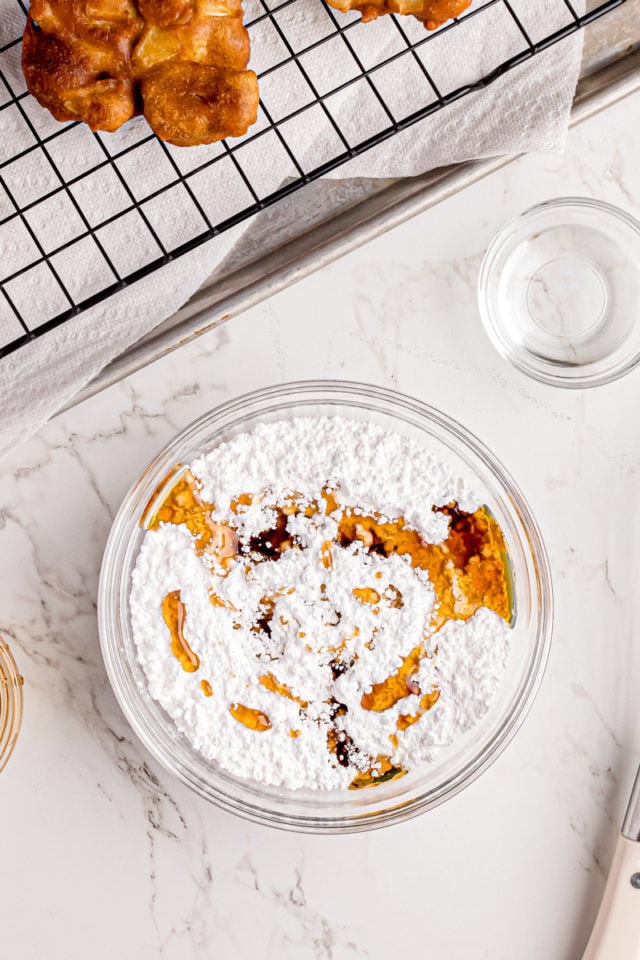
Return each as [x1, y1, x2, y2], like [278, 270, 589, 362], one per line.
[130, 415, 512, 791]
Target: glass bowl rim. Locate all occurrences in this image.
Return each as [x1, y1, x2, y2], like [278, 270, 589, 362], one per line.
[478, 195, 640, 389]
[98, 379, 553, 833]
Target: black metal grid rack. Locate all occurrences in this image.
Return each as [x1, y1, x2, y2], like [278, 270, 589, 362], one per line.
[0, 0, 628, 360]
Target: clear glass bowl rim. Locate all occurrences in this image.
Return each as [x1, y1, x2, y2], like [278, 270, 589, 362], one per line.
[98, 379, 553, 833]
[478, 196, 640, 389]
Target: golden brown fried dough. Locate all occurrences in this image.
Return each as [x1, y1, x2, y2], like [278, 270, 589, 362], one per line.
[22, 0, 258, 144]
[28, 0, 142, 43]
[22, 17, 136, 129]
[140, 61, 258, 144]
[136, 0, 194, 27]
[325, 0, 470, 29]
[132, 16, 250, 73]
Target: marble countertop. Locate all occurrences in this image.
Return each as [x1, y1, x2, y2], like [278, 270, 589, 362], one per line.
[2, 84, 640, 960]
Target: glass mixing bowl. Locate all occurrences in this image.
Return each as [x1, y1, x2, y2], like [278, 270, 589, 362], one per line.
[99, 381, 552, 832]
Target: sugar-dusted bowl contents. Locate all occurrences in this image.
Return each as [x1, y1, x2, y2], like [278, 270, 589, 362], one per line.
[130, 416, 514, 791]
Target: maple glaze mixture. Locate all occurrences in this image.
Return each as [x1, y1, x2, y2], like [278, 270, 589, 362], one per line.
[140, 464, 512, 789]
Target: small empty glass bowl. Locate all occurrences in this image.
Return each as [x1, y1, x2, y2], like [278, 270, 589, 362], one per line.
[479, 198, 640, 388]
[99, 381, 552, 833]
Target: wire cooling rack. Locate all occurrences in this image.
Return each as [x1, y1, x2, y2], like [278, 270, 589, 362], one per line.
[0, 0, 628, 360]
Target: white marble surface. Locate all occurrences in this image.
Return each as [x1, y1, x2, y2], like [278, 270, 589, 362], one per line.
[2, 89, 640, 960]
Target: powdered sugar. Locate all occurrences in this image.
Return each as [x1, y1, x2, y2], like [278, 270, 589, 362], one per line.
[130, 416, 512, 791]
[191, 416, 477, 539]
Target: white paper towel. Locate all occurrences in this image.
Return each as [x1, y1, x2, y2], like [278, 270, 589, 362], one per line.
[0, 0, 584, 460]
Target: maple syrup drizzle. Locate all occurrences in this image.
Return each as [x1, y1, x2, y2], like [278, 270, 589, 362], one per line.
[258, 672, 309, 709]
[209, 591, 237, 611]
[142, 467, 238, 569]
[338, 504, 511, 713]
[251, 595, 276, 638]
[383, 584, 403, 608]
[361, 644, 423, 712]
[161, 590, 200, 673]
[230, 493, 253, 514]
[140, 463, 184, 526]
[352, 587, 381, 605]
[229, 702, 272, 732]
[322, 485, 340, 515]
[349, 757, 408, 790]
[326, 727, 356, 768]
[338, 504, 510, 625]
[147, 471, 514, 783]
[320, 540, 333, 570]
[247, 512, 298, 560]
[143, 468, 214, 551]
[397, 688, 440, 731]
[281, 492, 317, 518]
[314, 625, 359, 656]
[330, 654, 359, 681]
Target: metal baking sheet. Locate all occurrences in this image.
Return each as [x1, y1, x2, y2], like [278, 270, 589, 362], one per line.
[70, 0, 640, 408]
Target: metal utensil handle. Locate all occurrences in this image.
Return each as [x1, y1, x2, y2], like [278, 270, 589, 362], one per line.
[582, 765, 640, 960]
[622, 765, 640, 842]
[581, 835, 640, 960]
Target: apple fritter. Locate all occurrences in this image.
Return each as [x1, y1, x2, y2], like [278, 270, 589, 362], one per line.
[325, 0, 471, 29]
[21, 0, 259, 145]
[141, 61, 259, 145]
[22, 16, 138, 130]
